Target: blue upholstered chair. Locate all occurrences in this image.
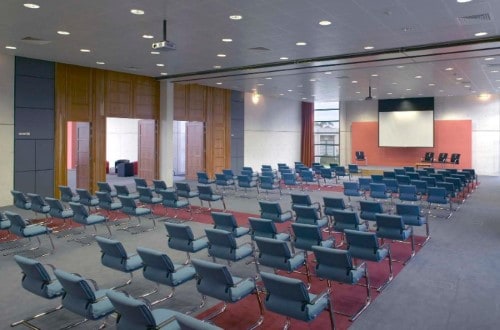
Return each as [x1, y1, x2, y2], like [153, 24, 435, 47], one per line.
[95, 191, 122, 221]
[395, 175, 411, 186]
[45, 197, 74, 231]
[258, 175, 282, 198]
[205, 228, 255, 265]
[10, 255, 64, 328]
[27, 193, 50, 219]
[211, 211, 250, 237]
[260, 271, 334, 329]
[191, 259, 264, 328]
[54, 269, 114, 328]
[11, 190, 32, 211]
[291, 193, 322, 216]
[259, 201, 293, 223]
[334, 166, 349, 183]
[369, 183, 392, 203]
[383, 171, 396, 179]
[197, 185, 226, 210]
[136, 246, 196, 305]
[348, 164, 361, 178]
[58, 186, 80, 204]
[370, 174, 384, 184]
[248, 217, 290, 241]
[398, 184, 419, 202]
[118, 195, 155, 233]
[404, 166, 415, 173]
[95, 235, 143, 288]
[137, 186, 163, 215]
[358, 177, 372, 194]
[69, 202, 112, 244]
[158, 189, 192, 219]
[282, 172, 302, 190]
[114, 184, 140, 199]
[375, 214, 415, 264]
[152, 179, 169, 194]
[345, 229, 393, 291]
[222, 169, 238, 181]
[97, 182, 117, 198]
[411, 179, 428, 196]
[291, 222, 334, 260]
[254, 236, 310, 284]
[427, 186, 452, 219]
[215, 173, 236, 194]
[323, 197, 347, 223]
[331, 209, 368, 234]
[320, 168, 335, 186]
[4, 211, 55, 256]
[75, 188, 100, 211]
[164, 223, 208, 264]
[396, 203, 430, 246]
[299, 170, 320, 189]
[237, 174, 259, 197]
[293, 205, 329, 228]
[312, 246, 371, 321]
[382, 178, 399, 197]
[359, 200, 385, 224]
[343, 181, 364, 208]
[106, 290, 222, 330]
[0, 212, 13, 242]
[197, 171, 215, 185]
[134, 177, 150, 190]
[175, 182, 199, 201]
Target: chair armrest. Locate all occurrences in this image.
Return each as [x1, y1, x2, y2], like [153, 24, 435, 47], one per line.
[380, 243, 391, 252]
[154, 315, 179, 328]
[284, 210, 293, 218]
[85, 278, 100, 291]
[310, 289, 330, 304]
[232, 276, 254, 287]
[194, 234, 207, 240]
[312, 202, 321, 209]
[237, 241, 254, 250]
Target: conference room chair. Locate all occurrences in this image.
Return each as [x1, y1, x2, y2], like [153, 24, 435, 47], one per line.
[344, 229, 393, 291]
[134, 177, 150, 190]
[411, 179, 428, 197]
[242, 166, 259, 179]
[299, 170, 320, 189]
[424, 167, 435, 174]
[369, 183, 392, 204]
[282, 172, 302, 191]
[69, 202, 112, 244]
[450, 153, 461, 164]
[416, 169, 428, 177]
[137, 186, 163, 215]
[348, 164, 361, 178]
[396, 203, 430, 246]
[375, 214, 415, 264]
[370, 174, 384, 183]
[205, 228, 255, 267]
[462, 168, 478, 188]
[343, 181, 364, 209]
[382, 178, 399, 198]
[358, 177, 372, 195]
[97, 181, 117, 198]
[198, 184, 226, 211]
[330, 209, 368, 247]
[437, 152, 448, 163]
[0, 212, 13, 242]
[260, 271, 335, 329]
[236, 174, 259, 197]
[118, 195, 155, 233]
[175, 182, 200, 202]
[254, 236, 311, 285]
[293, 205, 329, 229]
[291, 193, 322, 215]
[26, 193, 51, 220]
[448, 174, 467, 197]
[359, 200, 385, 226]
[197, 171, 215, 185]
[422, 151, 434, 162]
[383, 171, 396, 179]
[427, 186, 453, 219]
[136, 246, 196, 305]
[11, 190, 32, 212]
[53, 268, 114, 329]
[404, 166, 415, 173]
[395, 174, 411, 185]
[334, 166, 349, 183]
[152, 179, 169, 194]
[223, 169, 238, 181]
[10, 255, 64, 329]
[95, 235, 144, 289]
[75, 188, 100, 211]
[398, 184, 419, 203]
[394, 168, 406, 176]
[215, 173, 236, 194]
[258, 200, 293, 223]
[437, 181, 460, 210]
[323, 196, 347, 225]
[191, 259, 264, 328]
[248, 217, 290, 241]
[329, 163, 339, 169]
[95, 191, 123, 221]
[319, 168, 335, 186]
[114, 184, 140, 199]
[58, 186, 80, 204]
[158, 189, 192, 219]
[291, 222, 335, 261]
[429, 173, 445, 183]
[258, 175, 282, 199]
[312, 246, 371, 321]
[164, 223, 208, 264]
[211, 211, 250, 237]
[45, 197, 74, 232]
[406, 172, 420, 180]
[106, 290, 222, 330]
[355, 150, 367, 165]
[4, 211, 55, 257]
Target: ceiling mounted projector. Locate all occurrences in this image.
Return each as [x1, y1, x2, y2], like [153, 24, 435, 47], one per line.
[365, 85, 373, 100]
[152, 19, 176, 51]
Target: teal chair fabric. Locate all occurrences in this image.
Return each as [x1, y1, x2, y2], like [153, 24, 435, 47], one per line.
[197, 185, 226, 210]
[114, 184, 140, 199]
[359, 200, 385, 223]
[164, 223, 208, 263]
[158, 189, 191, 218]
[97, 182, 117, 198]
[248, 217, 290, 241]
[27, 193, 50, 218]
[69, 202, 112, 238]
[254, 237, 307, 276]
[293, 205, 328, 228]
[95, 235, 143, 274]
[197, 172, 215, 184]
[375, 214, 415, 264]
[175, 182, 199, 199]
[152, 180, 169, 194]
[75, 189, 99, 210]
[205, 228, 254, 263]
[291, 222, 334, 252]
[11, 190, 32, 211]
[211, 211, 249, 237]
[5, 211, 55, 254]
[396, 203, 430, 245]
[259, 201, 293, 223]
[58, 186, 80, 203]
[331, 209, 368, 233]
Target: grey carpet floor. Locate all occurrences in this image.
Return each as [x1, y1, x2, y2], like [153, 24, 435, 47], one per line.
[1, 175, 498, 329]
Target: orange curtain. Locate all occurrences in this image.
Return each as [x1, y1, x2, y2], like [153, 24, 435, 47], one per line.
[300, 102, 314, 167]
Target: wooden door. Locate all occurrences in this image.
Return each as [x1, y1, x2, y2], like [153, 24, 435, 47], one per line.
[138, 119, 156, 182]
[185, 122, 205, 180]
[76, 122, 91, 190]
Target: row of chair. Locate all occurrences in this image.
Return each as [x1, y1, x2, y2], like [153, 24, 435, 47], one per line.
[422, 152, 461, 164]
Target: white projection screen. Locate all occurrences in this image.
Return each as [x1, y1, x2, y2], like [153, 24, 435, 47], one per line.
[378, 98, 434, 147]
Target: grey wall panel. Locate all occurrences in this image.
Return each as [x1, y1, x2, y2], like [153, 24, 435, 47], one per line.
[15, 76, 55, 109]
[35, 170, 54, 197]
[14, 140, 36, 171]
[15, 108, 54, 139]
[15, 57, 55, 78]
[14, 171, 35, 193]
[36, 140, 54, 170]
[230, 90, 244, 172]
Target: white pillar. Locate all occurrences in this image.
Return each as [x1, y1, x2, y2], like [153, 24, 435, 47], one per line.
[0, 53, 14, 206]
[159, 80, 174, 186]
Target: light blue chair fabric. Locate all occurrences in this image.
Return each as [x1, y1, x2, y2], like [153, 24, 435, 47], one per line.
[58, 186, 80, 203]
[197, 171, 215, 184]
[312, 246, 371, 320]
[237, 174, 259, 197]
[259, 175, 282, 197]
[343, 182, 363, 208]
[11, 190, 32, 211]
[331, 209, 368, 233]
[197, 185, 226, 210]
[291, 222, 334, 252]
[97, 182, 117, 198]
[291, 193, 322, 215]
[427, 187, 452, 218]
[260, 271, 334, 328]
[375, 214, 415, 264]
[359, 200, 385, 223]
[137, 186, 163, 206]
[398, 184, 419, 202]
[211, 211, 249, 237]
[323, 197, 347, 222]
[27, 193, 50, 219]
[259, 201, 293, 223]
[369, 183, 392, 202]
[175, 182, 199, 200]
[215, 173, 236, 193]
[114, 184, 140, 199]
[282, 172, 302, 190]
[248, 217, 290, 241]
[118, 195, 155, 232]
[293, 205, 328, 228]
[152, 180, 169, 194]
[69, 202, 112, 240]
[299, 170, 320, 188]
[5, 211, 55, 255]
[95, 191, 122, 219]
[46, 197, 74, 220]
[205, 228, 254, 264]
[134, 178, 150, 190]
[75, 189, 99, 210]
[158, 189, 191, 219]
[164, 223, 208, 263]
[396, 203, 430, 245]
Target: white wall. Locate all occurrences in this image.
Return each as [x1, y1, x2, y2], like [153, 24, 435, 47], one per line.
[172, 121, 186, 175]
[0, 53, 14, 206]
[106, 118, 141, 167]
[244, 93, 301, 169]
[341, 95, 500, 175]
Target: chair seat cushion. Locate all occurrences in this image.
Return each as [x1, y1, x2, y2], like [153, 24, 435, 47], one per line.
[349, 245, 389, 262]
[89, 289, 115, 320]
[401, 215, 426, 226]
[85, 214, 107, 225]
[134, 207, 152, 216]
[275, 232, 290, 241]
[227, 276, 256, 303]
[23, 224, 51, 237]
[234, 227, 250, 237]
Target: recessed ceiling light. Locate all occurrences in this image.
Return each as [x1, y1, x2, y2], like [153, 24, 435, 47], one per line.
[351, 80, 358, 84]
[287, 89, 293, 92]
[296, 42, 307, 46]
[406, 88, 412, 91]
[156, 63, 165, 67]
[279, 93, 284, 96]
[213, 65, 221, 69]
[371, 73, 379, 77]
[415, 75, 422, 79]
[222, 38, 232, 42]
[302, 97, 308, 100]
[151, 51, 160, 55]
[457, 0, 472, 3]
[5, 46, 17, 50]
[265, 77, 272, 80]
[142, 35, 154, 39]
[475, 31, 488, 37]
[485, 57, 495, 61]
[309, 79, 316, 82]
[80, 49, 91, 53]
[217, 54, 226, 57]
[439, 90, 444, 92]
[456, 77, 463, 80]
[57, 31, 70, 35]
[397, 65, 405, 69]
[23, 3, 40, 9]
[229, 15, 242, 20]
[428, 83, 435, 86]
[372, 87, 377, 90]
[216, 82, 222, 85]
[496, 79, 500, 82]
[391, 82, 398, 85]
[387, 92, 393, 95]
[257, 83, 264, 86]
[445, 67, 454, 71]
[130, 9, 144, 15]
[319, 20, 331, 26]
[96, 61, 105, 65]
[280, 57, 289, 60]
[491, 70, 499, 73]
[355, 91, 361, 94]
[160, 72, 168, 76]
[364, 46, 374, 50]
[464, 85, 471, 88]
[324, 71, 332, 75]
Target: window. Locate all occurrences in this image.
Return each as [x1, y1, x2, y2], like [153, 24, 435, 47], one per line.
[314, 107, 339, 166]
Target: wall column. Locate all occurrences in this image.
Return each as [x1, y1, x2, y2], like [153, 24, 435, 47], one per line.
[159, 80, 174, 186]
[0, 54, 14, 206]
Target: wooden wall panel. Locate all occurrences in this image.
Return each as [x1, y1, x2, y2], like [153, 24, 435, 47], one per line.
[133, 76, 159, 119]
[174, 83, 187, 120]
[105, 71, 133, 118]
[187, 84, 206, 122]
[66, 66, 93, 122]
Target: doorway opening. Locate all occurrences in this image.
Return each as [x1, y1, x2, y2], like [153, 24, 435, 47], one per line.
[66, 121, 91, 190]
[173, 121, 205, 181]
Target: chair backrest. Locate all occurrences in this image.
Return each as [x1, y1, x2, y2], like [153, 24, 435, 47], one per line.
[404, 166, 415, 173]
[137, 186, 154, 202]
[259, 201, 283, 220]
[165, 222, 195, 241]
[14, 254, 55, 298]
[254, 236, 292, 259]
[114, 184, 130, 196]
[291, 193, 312, 207]
[152, 180, 168, 192]
[197, 184, 214, 198]
[76, 188, 93, 201]
[395, 175, 411, 185]
[348, 164, 359, 173]
[260, 175, 274, 187]
[197, 172, 211, 183]
[383, 171, 395, 179]
[137, 246, 176, 274]
[396, 203, 421, 222]
[291, 223, 323, 250]
[331, 209, 362, 230]
[369, 183, 387, 193]
[371, 174, 384, 183]
[438, 152, 448, 162]
[95, 235, 128, 258]
[237, 174, 251, 185]
[355, 151, 365, 160]
[398, 184, 417, 199]
[222, 169, 235, 179]
[95, 191, 114, 205]
[394, 168, 406, 175]
[205, 228, 237, 249]
[358, 177, 372, 190]
[450, 153, 460, 164]
[211, 212, 238, 232]
[248, 217, 278, 239]
[54, 269, 98, 312]
[45, 197, 68, 218]
[58, 186, 77, 203]
[159, 189, 179, 206]
[359, 200, 384, 219]
[69, 202, 89, 222]
[4, 211, 28, 233]
[293, 205, 320, 224]
[191, 259, 236, 301]
[345, 229, 379, 250]
[106, 290, 158, 328]
[11, 190, 30, 209]
[118, 195, 137, 212]
[175, 182, 191, 193]
[411, 179, 428, 194]
[323, 197, 346, 211]
[134, 178, 148, 188]
[27, 193, 48, 208]
[312, 246, 355, 283]
[334, 166, 346, 176]
[97, 182, 113, 193]
[343, 182, 360, 195]
[376, 214, 405, 231]
[424, 152, 434, 162]
[428, 186, 447, 198]
[215, 173, 228, 183]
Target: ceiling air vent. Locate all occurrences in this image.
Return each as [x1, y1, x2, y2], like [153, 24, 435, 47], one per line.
[457, 13, 491, 25]
[248, 47, 271, 51]
[21, 36, 51, 45]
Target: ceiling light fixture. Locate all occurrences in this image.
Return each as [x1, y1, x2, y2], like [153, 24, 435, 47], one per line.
[216, 82, 222, 85]
[478, 93, 491, 101]
[491, 70, 499, 73]
[279, 57, 289, 60]
[364, 46, 374, 50]
[265, 77, 272, 80]
[23, 3, 40, 9]
[130, 9, 144, 15]
[222, 38, 232, 42]
[156, 63, 165, 67]
[213, 65, 221, 69]
[151, 51, 160, 55]
[406, 88, 412, 91]
[142, 35, 154, 39]
[457, 0, 472, 3]
[252, 90, 260, 104]
[371, 73, 379, 77]
[445, 67, 454, 71]
[319, 20, 331, 26]
[80, 49, 91, 53]
[352, 80, 358, 83]
[96, 61, 105, 65]
[296, 42, 307, 46]
[229, 15, 242, 20]
[217, 54, 226, 57]
[485, 57, 495, 61]
[428, 83, 435, 86]
[474, 31, 488, 37]
[287, 89, 293, 92]
[57, 31, 70, 35]
[160, 72, 168, 76]
[397, 65, 405, 69]
[324, 71, 332, 75]
[5, 46, 17, 50]
[415, 75, 422, 79]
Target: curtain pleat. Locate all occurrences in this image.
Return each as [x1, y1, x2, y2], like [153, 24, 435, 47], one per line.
[300, 102, 314, 167]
